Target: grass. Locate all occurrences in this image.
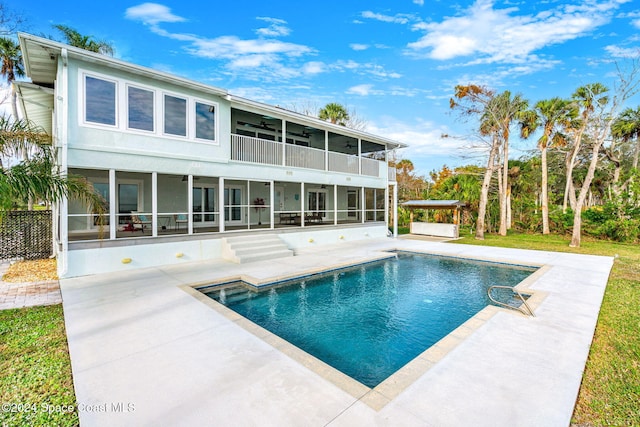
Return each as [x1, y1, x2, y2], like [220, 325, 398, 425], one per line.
[451, 230, 640, 426]
[0, 304, 79, 427]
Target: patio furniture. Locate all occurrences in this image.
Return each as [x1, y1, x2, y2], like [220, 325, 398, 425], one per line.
[131, 212, 151, 233]
[174, 214, 188, 230]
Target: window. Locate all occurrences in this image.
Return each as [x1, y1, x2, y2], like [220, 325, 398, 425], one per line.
[85, 76, 116, 125]
[195, 102, 215, 141]
[164, 94, 187, 136]
[128, 86, 154, 131]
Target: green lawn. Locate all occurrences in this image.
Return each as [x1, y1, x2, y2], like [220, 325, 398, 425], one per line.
[0, 304, 79, 427]
[450, 231, 640, 426]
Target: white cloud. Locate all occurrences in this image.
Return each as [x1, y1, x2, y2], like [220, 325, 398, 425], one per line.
[125, 3, 186, 25]
[302, 61, 326, 75]
[407, 0, 626, 66]
[347, 84, 376, 96]
[633, 19, 640, 29]
[413, 0, 424, 5]
[350, 43, 369, 51]
[361, 11, 412, 24]
[255, 17, 291, 37]
[604, 44, 640, 57]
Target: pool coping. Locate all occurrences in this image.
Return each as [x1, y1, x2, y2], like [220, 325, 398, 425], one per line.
[60, 238, 613, 426]
[180, 250, 551, 410]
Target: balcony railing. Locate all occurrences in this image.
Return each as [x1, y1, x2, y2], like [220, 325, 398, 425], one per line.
[328, 151, 359, 174]
[388, 167, 396, 181]
[285, 144, 325, 170]
[231, 134, 282, 165]
[361, 157, 380, 177]
[231, 133, 389, 179]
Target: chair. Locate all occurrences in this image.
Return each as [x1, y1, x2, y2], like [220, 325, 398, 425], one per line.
[131, 212, 151, 233]
[174, 214, 188, 230]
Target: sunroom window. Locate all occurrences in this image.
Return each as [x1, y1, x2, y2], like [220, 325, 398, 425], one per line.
[128, 86, 154, 131]
[85, 76, 116, 125]
[164, 94, 187, 136]
[195, 102, 216, 141]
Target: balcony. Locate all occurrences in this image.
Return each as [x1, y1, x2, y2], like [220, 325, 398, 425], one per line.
[231, 134, 384, 178]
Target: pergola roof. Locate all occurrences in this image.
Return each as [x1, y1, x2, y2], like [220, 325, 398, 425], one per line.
[401, 200, 467, 210]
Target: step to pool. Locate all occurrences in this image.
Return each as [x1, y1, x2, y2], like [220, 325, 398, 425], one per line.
[222, 234, 294, 264]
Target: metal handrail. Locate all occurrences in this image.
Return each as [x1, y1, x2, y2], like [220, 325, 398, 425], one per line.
[488, 285, 535, 317]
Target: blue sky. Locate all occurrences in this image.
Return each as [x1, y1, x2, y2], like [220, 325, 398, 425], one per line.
[9, 0, 640, 175]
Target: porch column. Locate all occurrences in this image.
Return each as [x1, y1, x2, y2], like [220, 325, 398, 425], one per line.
[270, 181, 275, 229]
[361, 186, 365, 224]
[334, 184, 338, 225]
[219, 177, 225, 233]
[109, 169, 116, 240]
[384, 185, 389, 226]
[358, 139, 362, 175]
[324, 131, 329, 171]
[301, 182, 305, 228]
[393, 183, 398, 238]
[187, 175, 193, 234]
[246, 180, 251, 230]
[152, 172, 158, 237]
[282, 120, 287, 166]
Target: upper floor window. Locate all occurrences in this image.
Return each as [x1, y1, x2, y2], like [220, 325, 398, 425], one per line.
[85, 76, 116, 126]
[164, 94, 187, 137]
[195, 102, 215, 141]
[128, 86, 154, 132]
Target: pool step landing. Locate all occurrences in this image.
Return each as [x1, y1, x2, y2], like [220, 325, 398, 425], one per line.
[222, 234, 294, 264]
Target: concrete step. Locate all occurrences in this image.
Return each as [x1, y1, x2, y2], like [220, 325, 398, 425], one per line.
[222, 234, 294, 264]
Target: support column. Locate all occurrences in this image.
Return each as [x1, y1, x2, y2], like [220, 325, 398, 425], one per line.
[384, 185, 389, 226]
[187, 175, 193, 234]
[393, 183, 398, 238]
[282, 120, 287, 166]
[301, 182, 305, 228]
[361, 186, 365, 224]
[270, 181, 275, 229]
[334, 184, 338, 225]
[324, 131, 329, 171]
[358, 139, 362, 175]
[152, 172, 158, 237]
[219, 177, 225, 233]
[109, 169, 116, 240]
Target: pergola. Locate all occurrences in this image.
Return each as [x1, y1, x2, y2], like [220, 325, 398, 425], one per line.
[401, 200, 467, 238]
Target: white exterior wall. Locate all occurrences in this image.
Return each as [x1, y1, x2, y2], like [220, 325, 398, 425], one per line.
[63, 225, 389, 278]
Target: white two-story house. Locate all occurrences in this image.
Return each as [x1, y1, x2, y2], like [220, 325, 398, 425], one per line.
[16, 33, 404, 278]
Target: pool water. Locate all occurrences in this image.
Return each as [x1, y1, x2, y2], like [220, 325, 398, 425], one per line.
[202, 252, 535, 387]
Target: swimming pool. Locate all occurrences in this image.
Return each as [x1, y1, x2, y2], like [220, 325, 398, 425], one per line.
[202, 252, 536, 387]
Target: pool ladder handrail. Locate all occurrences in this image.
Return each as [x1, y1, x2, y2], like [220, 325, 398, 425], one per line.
[488, 285, 535, 317]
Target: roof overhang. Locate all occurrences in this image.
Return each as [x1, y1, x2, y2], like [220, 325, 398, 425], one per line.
[229, 95, 407, 151]
[15, 81, 54, 135]
[401, 200, 468, 210]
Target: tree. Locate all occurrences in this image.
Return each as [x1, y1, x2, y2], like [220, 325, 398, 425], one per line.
[0, 3, 26, 36]
[53, 24, 115, 56]
[0, 116, 105, 217]
[318, 102, 349, 126]
[563, 83, 609, 213]
[521, 97, 577, 234]
[0, 36, 24, 119]
[610, 106, 640, 194]
[450, 85, 523, 239]
[570, 62, 640, 247]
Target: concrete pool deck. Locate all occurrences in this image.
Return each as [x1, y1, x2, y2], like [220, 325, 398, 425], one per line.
[60, 238, 613, 426]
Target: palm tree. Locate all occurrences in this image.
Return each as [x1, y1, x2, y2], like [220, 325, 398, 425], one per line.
[611, 106, 640, 171]
[53, 24, 115, 56]
[563, 84, 609, 212]
[0, 36, 24, 119]
[319, 103, 349, 126]
[0, 116, 105, 217]
[522, 97, 577, 234]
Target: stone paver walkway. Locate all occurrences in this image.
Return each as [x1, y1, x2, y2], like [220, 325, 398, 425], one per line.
[0, 262, 62, 310]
